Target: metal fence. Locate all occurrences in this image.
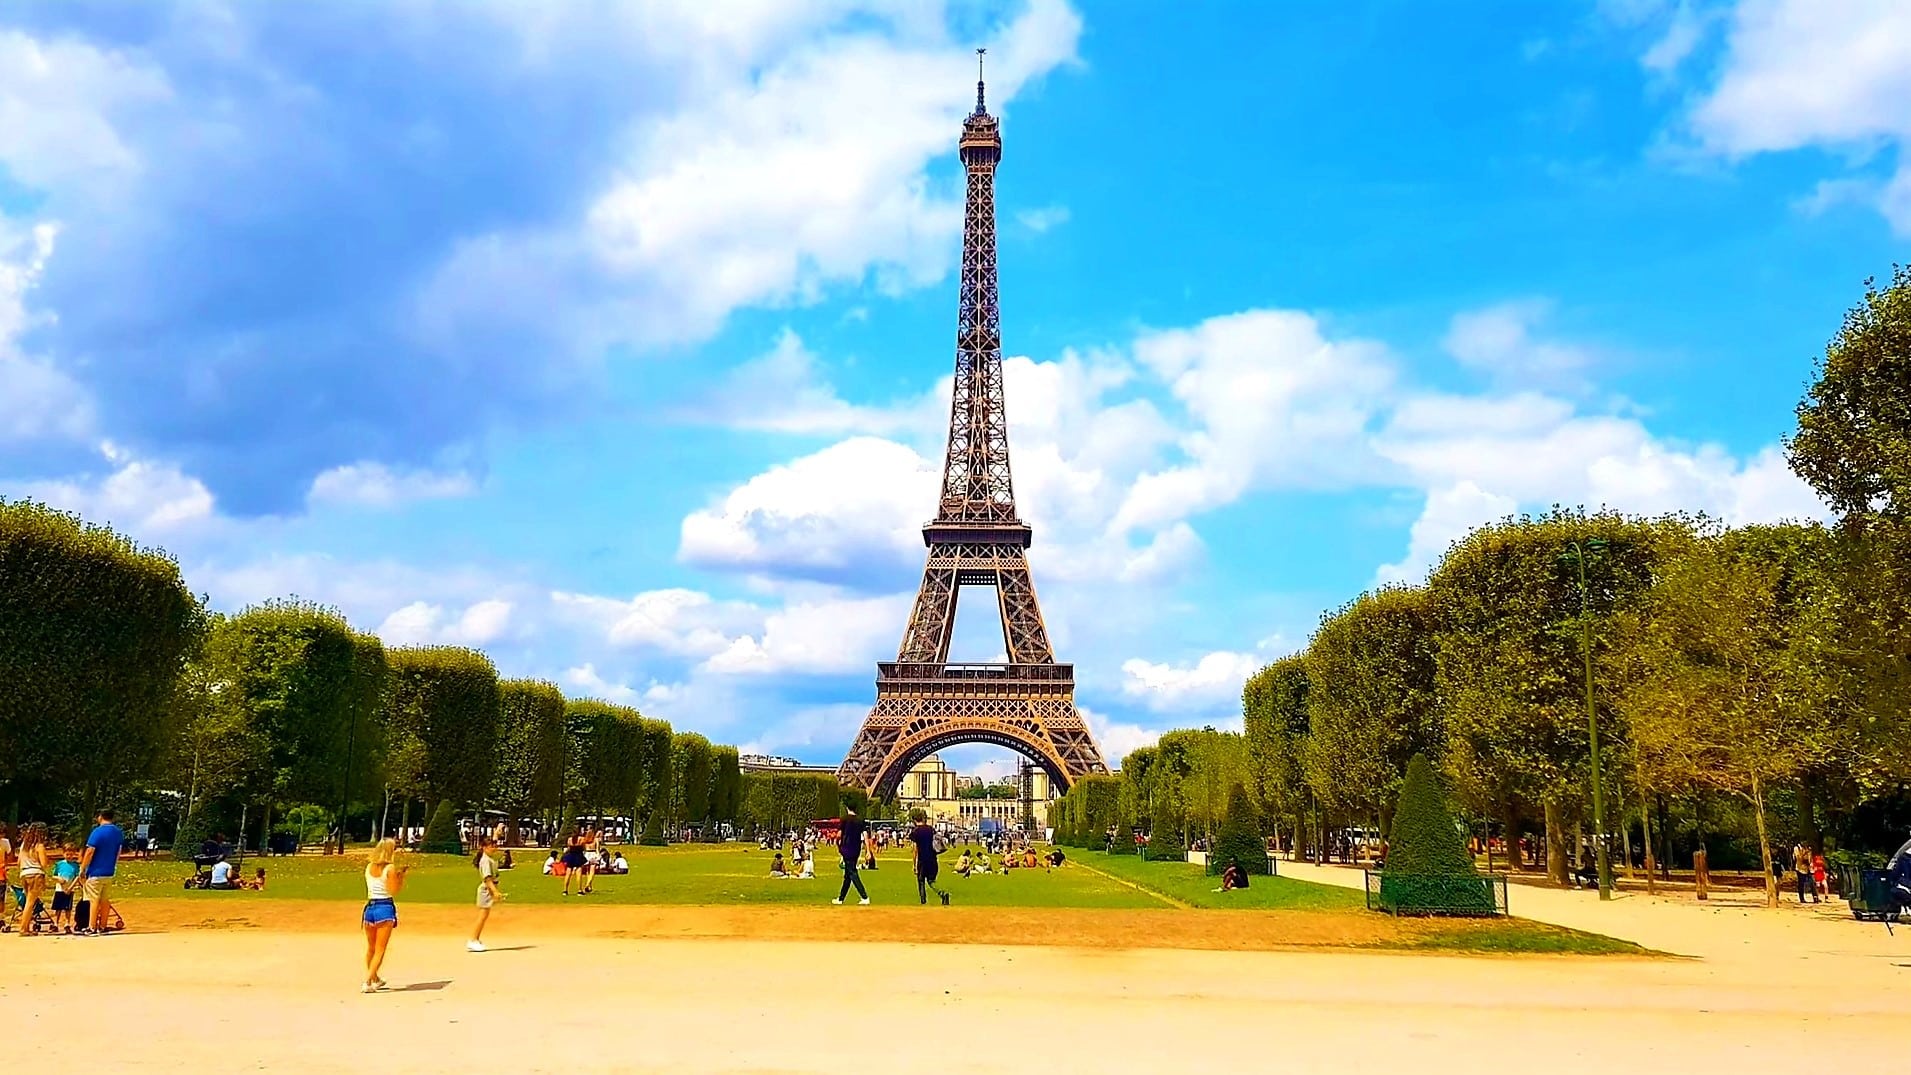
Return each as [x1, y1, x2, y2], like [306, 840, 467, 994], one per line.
[1364, 870, 1509, 917]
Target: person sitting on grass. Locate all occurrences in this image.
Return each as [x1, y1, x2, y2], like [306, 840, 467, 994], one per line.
[543, 852, 558, 876]
[770, 852, 788, 877]
[1045, 849, 1065, 871]
[1214, 860, 1248, 893]
[209, 857, 241, 890]
[1023, 849, 1038, 869]
[610, 851, 629, 875]
[796, 854, 816, 880]
[955, 850, 974, 877]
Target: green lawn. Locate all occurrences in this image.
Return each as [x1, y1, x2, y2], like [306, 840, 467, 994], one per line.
[1077, 851, 1365, 910]
[117, 844, 1165, 909]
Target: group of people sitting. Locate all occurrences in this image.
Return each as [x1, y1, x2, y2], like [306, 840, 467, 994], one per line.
[952, 847, 1065, 877]
[204, 859, 267, 890]
[769, 851, 816, 879]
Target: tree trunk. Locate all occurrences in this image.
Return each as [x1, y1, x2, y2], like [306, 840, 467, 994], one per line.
[1750, 775, 1778, 909]
[400, 798, 412, 845]
[1500, 797, 1522, 873]
[1544, 799, 1568, 886]
[1620, 807, 1635, 880]
[1798, 780, 1821, 852]
[261, 802, 274, 855]
[1640, 785, 1658, 896]
[1572, 815, 1584, 869]
[1655, 797, 1672, 880]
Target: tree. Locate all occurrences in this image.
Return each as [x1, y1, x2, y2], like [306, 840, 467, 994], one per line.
[420, 799, 462, 854]
[1211, 783, 1267, 875]
[381, 646, 501, 808]
[0, 499, 205, 817]
[569, 699, 642, 825]
[1302, 586, 1438, 825]
[1427, 510, 1690, 884]
[671, 732, 714, 831]
[1787, 265, 1911, 519]
[1618, 530, 1833, 907]
[709, 746, 742, 830]
[1386, 754, 1477, 877]
[490, 681, 566, 843]
[638, 719, 674, 829]
[1119, 746, 1158, 834]
[206, 601, 362, 842]
[1243, 656, 1310, 850]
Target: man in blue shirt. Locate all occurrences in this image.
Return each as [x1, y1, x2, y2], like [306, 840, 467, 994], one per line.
[73, 810, 125, 934]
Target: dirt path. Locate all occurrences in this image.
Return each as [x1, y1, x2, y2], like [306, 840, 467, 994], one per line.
[1279, 859, 1906, 971]
[4, 907, 1902, 1074]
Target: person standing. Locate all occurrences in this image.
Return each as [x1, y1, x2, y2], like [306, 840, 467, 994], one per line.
[362, 838, 409, 992]
[1792, 842, 1817, 904]
[15, 823, 48, 935]
[73, 810, 125, 934]
[908, 810, 949, 906]
[0, 823, 13, 926]
[832, 807, 869, 906]
[560, 833, 587, 896]
[470, 835, 503, 953]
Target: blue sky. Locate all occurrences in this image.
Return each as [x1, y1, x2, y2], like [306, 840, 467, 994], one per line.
[1, 1, 1902, 780]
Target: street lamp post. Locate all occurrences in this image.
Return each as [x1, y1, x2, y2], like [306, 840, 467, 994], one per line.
[336, 705, 359, 855]
[1565, 538, 1613, 901]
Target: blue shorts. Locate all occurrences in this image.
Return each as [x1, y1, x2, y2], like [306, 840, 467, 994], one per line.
[363, 898, 397, 927]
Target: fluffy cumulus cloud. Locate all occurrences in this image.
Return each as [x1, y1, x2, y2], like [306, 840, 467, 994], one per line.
[306, 463, 477, 509]
[1635, 0, 1911, 233]
[377, 598, 514, 647]
[4, 443, 214, 534]
[1119, 650, 1263, 714]
[0, 1, 1083, 512]
[0, 222, 90, 444]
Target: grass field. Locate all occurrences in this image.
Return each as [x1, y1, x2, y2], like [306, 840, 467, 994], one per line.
[116, 843, 1165, 909]
[108, 842, 1647, 955]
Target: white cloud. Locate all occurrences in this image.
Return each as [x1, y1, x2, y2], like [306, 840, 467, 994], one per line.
[701, 593, 911, 676]
[0, 221, 90, 443]
[679, 437, 936, 584]
[562, 663, 641, 705]
[415, 0, 1085, 349]
[1014, 205, 1070, 233]
[1114, 310, 1394, 532]
[695, 330, 935, 436]
[1442, 300, 1595, 385]
[1641, 1, 1713, 73]
[549, 588, 756, 658]
[1081, 706, 1166, 766]
[738, 703, 867, 757]
[7, 443, 214, 534]
[1674, 0, 1911, 233]
[307, 463, 477, 508]
[0, 30, 173, 196]
[1119, 650, 1261, 714]
[377, 598, 514, 646]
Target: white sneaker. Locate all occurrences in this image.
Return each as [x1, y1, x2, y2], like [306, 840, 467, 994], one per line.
[831, 898, 843, 905]
[858, 898, 870, 905]
[466, 941, 486, 953]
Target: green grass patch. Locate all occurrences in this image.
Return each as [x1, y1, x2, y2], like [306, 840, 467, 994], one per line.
[1077, 851, 1365, 910]
[115, 844, 1163, 910]
[1403, 921, 1650, 956]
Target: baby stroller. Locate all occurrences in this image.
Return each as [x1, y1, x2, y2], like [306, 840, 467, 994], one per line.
[0, 885, 55, 933]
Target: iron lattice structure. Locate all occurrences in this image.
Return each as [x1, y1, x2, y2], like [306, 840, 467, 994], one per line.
[839, 60, 1109, 799]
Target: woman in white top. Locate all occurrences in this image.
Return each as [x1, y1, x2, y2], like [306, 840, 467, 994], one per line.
[470, 835, 503, 953]
[361, 838, 409, 993]
[15, 823, 48, 935]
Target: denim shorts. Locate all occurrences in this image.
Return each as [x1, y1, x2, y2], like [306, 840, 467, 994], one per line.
[363, 898, 398, 926]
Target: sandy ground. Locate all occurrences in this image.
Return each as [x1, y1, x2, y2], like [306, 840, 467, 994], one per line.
[6, 890, 1907, 1074]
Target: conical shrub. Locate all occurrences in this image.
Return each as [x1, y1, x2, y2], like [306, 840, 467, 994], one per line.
[1209, 784, 1267, 875]
[1386, 754, 1476, 877]
[421, 800, 463, 854]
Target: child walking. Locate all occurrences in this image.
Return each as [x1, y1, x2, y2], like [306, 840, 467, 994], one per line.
[470, 835, 503, 953]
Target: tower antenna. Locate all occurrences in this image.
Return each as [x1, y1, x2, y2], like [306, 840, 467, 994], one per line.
[975, 47, 987, 114]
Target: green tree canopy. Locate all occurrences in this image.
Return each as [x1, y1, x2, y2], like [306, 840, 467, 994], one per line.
[381, 646, 500, 807]
[491, 680, 567, 823]
[1243, 655, 1309, 823]
[1301, 585, 1438, 818]
[1788, 264, 1911, 519]
[0, 499, 205, 815]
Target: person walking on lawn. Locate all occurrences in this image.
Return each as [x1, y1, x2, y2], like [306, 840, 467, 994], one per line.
[832, 807, 870, 905]
[908, 809, 949, 906]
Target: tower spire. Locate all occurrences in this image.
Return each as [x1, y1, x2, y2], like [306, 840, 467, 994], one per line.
[975, 47, 987, 115]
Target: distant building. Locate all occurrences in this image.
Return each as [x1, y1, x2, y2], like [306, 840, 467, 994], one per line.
[738, 753, 836, 775]
[897, 754, 1057, 830]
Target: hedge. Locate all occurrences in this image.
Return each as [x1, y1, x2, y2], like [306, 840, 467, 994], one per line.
[1208, 783, 1267, 875]
[1378, 753, 1494, 915]
[421, 800, 462, 854]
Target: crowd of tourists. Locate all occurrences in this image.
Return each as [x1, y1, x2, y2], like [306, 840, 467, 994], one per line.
[0, 811, 128, 936]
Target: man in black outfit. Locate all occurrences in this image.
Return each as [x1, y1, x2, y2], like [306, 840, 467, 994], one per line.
[832, 807, 870, 905]
[908, 809, 949, 906]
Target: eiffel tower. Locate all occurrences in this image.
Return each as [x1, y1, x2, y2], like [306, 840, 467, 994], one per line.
[837, 54, 1109, 799]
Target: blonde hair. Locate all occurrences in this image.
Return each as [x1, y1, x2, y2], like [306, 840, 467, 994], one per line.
[368, 838, 397, 870]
